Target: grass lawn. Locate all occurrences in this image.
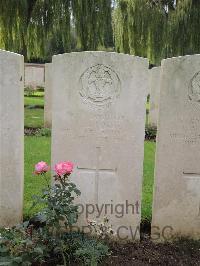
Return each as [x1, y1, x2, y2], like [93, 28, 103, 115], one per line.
[24, 136, 156, 221]
[24, 136, 51, 219]
[24, 108, 44, 128]
[24, 96, 44, 106]
[24, 90, 44, 97]
[24, 92, 44, 128]
[142, 141, 155, 220]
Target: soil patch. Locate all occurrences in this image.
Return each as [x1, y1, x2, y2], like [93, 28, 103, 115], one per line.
[104, 237, 200, 266]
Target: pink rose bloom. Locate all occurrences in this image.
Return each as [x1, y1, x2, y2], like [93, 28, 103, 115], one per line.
[35, 161, 49, 174]
[54, 161, 74, 176]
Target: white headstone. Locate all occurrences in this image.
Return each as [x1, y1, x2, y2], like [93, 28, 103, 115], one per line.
[51, 52, 148, 240]
[44, 63, 52, 128]
[152, 55, 200, 241]
[149, 67, 161, 126]
[25, 63, 45, 88]
[0, 50, 24, 227]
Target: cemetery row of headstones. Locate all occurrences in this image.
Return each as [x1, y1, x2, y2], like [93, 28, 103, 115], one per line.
[0, 49, 200, 241]
[20, 56, 161, 129]
[27, 61, 160, 130]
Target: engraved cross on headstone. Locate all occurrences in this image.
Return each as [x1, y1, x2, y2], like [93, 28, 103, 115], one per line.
[183, 171, 200, 217]
[77, 147, 116, 203]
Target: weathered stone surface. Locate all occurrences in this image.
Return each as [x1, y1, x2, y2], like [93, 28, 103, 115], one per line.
[44, 63, 52, 128]
[152, 55, 200, 241]
[149, 67, 161, 126]
[0, 50, 24, 227]
[51, 52, 148, 240]
[25, 63, 45, 88]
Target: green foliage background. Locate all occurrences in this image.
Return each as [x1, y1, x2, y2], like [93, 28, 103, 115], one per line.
[0, 0, 113, 61]
[0, 0, 200, 64]
[114, 0, 200, 64]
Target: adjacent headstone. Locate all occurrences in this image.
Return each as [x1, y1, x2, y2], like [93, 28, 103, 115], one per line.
[152, 55, 200, 241]
[51, 52, 148, 240]
[44, 63, 52, 128]
[25, 63, 45, 88]
[149, 67, 161, 126]
[0, 50, 24, 227]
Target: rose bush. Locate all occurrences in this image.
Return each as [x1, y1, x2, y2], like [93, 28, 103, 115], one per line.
[34, 161, 49, 174]
[0, 160, 109, 266]
[54, 161, 74, 176]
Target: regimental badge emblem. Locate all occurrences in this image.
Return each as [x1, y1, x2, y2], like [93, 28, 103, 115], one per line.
[189, 71, 200, 103]
[79, 64, 121, 107]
